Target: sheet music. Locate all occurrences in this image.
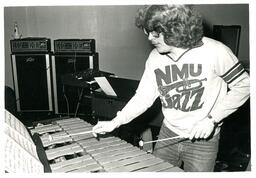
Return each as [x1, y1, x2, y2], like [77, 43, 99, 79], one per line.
[5, 110, 33, 142]
[94, 77, 117, 97]
[4, 110, 44, 173]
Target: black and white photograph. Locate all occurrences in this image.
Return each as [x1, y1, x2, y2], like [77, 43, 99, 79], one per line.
[1, 0, 255, 176]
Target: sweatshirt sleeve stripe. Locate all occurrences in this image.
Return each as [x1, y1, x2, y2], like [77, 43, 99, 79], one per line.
[221, 62, 245, 84]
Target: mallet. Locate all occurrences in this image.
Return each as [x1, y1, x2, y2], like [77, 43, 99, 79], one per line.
[139, 135, 183, 147]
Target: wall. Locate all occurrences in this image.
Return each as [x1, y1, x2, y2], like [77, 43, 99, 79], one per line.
[4, 4, 249, 89]
[194, 4, 249, 65]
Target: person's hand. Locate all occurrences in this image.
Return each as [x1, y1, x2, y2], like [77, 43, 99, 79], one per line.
[92, 120, 119, 137]
[188, 118, 215, 140]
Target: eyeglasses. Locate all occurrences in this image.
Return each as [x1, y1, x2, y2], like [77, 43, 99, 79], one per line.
[143, 28, 160, 38]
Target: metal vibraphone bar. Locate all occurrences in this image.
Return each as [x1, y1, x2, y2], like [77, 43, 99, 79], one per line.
[30, 117, 183, 172]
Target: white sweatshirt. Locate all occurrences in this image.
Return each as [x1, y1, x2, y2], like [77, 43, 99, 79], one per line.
[113, 37, 250, 137]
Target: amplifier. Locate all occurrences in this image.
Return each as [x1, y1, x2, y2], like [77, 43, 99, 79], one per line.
[11, 53, 53, 112]
[54, 39, 95, 53]
[10, 37, 51, 53]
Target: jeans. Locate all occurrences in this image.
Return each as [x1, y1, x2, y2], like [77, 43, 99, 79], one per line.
[153, 123, 220, 172]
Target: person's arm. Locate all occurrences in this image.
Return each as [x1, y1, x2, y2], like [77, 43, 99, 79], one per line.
[93, 58, 159, 135]
[210, 48, 250, 124]
[189, 44, 250, 140]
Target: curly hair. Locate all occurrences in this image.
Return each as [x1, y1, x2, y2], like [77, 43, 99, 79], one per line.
[135, 5, 204, 49]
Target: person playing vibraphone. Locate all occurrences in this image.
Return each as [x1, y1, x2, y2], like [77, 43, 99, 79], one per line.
[92, 4, 250, 172]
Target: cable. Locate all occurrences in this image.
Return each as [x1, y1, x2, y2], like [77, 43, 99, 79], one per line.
[74, 87, 84, 117]
[62, 84, 70, 116]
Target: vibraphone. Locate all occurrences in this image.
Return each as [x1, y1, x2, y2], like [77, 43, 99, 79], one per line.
[30, 117, 183, 172]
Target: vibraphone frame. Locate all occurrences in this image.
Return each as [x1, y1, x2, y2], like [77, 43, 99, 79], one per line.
[30, 117, 183, 172]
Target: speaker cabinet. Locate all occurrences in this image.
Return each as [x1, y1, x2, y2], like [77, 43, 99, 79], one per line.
[213, 25, 241, 56]
[11, 53, 53, 112]
[51, 53, 99, 115]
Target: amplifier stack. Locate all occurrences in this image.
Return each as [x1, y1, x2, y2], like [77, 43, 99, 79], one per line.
[11, 37, 53, 113]
[10, 37, 99, 116]
[52, 39, 99, 115]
